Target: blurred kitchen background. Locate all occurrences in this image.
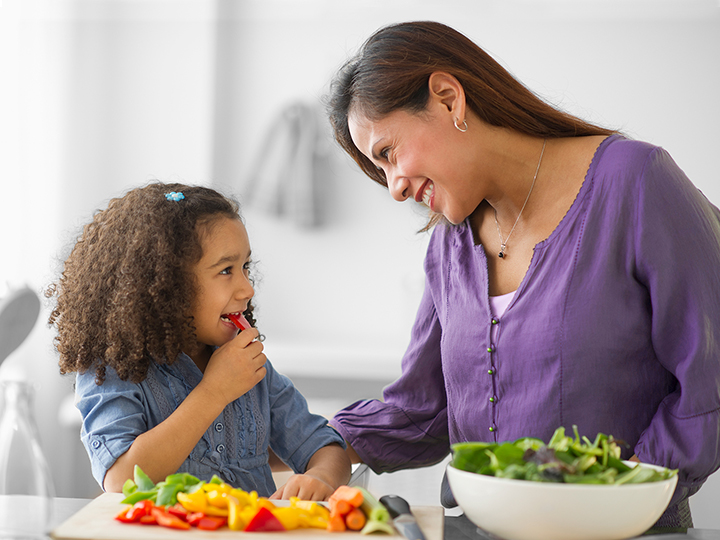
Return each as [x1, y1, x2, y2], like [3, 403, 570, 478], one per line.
[1, 0, 719, 526]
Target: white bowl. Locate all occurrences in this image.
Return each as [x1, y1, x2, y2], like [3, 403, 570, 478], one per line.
[447, 462, 678, 540]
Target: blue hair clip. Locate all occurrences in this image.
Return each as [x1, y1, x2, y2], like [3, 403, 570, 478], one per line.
[165, 192, 185, 201]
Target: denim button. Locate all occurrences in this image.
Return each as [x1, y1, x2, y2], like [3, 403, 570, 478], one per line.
[216, 444, 225, 453]
[215, 422, 224, 432]
[92, 440, 101, 449]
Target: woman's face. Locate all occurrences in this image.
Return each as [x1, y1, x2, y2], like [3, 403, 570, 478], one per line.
[189, 217, 254, 360]
[348, 106, 483, 225]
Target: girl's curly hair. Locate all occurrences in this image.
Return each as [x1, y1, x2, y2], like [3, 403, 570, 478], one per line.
[46, 182, 258, 385]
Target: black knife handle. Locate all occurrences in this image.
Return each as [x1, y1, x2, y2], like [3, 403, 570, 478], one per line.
[379, 495, 412, 518]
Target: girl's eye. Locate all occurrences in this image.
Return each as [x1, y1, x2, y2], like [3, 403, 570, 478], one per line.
[243, 261, 253, 273]
[220, 266, 232, 275]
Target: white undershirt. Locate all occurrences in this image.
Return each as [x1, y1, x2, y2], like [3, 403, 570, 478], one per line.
[490, 290, 515, 318]
[489, 291, 515, 343]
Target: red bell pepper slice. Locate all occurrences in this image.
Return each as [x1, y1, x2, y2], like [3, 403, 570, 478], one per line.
[226, 312, 252, 331]
[115, 507, 136, 523]
[119, 499, 154, 522]
[139, 514, 157, 525]
[151, 507, 191, 530]
[167, 503, 189, 521]
[186, 512, 207, 526]
[197, 516, 227, 530]
[244, 507, 286, 532]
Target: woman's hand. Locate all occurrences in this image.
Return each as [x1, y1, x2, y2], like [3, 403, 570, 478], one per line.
[199, 328, 267, 406]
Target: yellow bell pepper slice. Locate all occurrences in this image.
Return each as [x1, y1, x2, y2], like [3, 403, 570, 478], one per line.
[206, 490, 229, 509]
[272, 507, 303, 530]
[299, 514, 330, 529]
[176, 491, 207, 513]
[291, 499, 330, 519]
[227, 496, 247, 531]
[229, 488, 253, 507]
[257, 498, 277, 511]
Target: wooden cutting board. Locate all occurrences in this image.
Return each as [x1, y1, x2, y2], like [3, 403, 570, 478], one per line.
[51, 493, 444, 540]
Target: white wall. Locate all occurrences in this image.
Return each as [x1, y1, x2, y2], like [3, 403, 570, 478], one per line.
[1, 0, 719, 525]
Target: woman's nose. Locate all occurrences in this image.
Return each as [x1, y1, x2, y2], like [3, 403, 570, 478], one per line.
[387, 173, 410, 202]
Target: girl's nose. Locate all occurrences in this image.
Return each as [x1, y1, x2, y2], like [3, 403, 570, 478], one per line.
[237, 274, 255, 299]
[387, 172, 411, 202]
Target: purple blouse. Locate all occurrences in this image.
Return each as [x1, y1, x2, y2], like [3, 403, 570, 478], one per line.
[331, 136, 720, 517]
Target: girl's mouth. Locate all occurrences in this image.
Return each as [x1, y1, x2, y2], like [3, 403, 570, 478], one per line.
[221, 312, 251, 331]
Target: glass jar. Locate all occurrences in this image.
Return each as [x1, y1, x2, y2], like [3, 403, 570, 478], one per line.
[0, 379, 56, 539]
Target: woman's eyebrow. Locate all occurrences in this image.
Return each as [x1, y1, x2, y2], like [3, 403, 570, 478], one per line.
[370, 139, 384, 160]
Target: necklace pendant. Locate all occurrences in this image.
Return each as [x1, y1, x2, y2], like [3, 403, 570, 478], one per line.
[499, 245, 506, 258]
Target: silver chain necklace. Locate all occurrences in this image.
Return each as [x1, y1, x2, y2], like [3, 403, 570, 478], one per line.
[494, 139, 547, 259]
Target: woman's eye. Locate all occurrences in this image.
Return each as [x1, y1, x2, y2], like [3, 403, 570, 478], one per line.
[379, 147, 390, 159]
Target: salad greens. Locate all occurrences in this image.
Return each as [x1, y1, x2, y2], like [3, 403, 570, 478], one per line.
[451, 426, 677, 484]
[120, 464, 223, 506]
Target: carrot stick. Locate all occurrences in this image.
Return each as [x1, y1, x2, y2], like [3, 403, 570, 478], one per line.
[344, 508, 367, 531]
[331, 499, 352, 516]
[327, 512, 347, 532]
[329, 486, 364, 509]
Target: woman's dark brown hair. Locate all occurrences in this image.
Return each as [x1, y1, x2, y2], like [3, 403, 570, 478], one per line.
[46, 182, 258, 384]
[327, 21, 616, 226]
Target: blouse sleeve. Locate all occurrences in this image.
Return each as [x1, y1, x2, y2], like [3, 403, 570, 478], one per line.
[75, 367, 148, 489]
[632, 147, 720, 495]
[331, 270, 450, 473]
[265, 361, 345, 474]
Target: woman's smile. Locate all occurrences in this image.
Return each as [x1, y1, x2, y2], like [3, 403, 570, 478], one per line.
[418, 180, 435, 210]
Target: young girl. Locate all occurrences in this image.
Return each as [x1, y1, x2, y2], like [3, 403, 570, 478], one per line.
[47, 182, 350, 501]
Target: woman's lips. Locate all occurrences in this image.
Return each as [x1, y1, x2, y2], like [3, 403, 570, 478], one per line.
[418, 181, 434, 210]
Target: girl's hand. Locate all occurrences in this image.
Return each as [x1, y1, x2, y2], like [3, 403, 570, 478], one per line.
[270, 443, 351, 501]
[199, 328, 267, 406]
[270, 473, 336, 501]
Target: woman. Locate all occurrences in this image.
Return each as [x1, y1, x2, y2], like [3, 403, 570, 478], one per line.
[327, 21, 720, 528]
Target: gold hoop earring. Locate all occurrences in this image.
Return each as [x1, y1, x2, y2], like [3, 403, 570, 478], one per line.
[454, 117, 468, 133]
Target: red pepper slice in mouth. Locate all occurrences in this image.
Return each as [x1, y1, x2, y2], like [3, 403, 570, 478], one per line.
[226, 312, 251, 331]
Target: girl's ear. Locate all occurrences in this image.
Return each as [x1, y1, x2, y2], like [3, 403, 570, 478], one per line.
[428, 71, 466, 121]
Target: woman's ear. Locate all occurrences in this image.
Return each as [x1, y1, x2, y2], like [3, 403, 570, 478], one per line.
[428, 71, 466, 120]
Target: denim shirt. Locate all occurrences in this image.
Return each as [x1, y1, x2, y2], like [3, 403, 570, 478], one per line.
[76, 354, 344, 496]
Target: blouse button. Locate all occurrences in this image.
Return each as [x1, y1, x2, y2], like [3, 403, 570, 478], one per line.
[215, 422, 224, 432]
[488, 369, 495, 375]
[216, 444, 225, 453]
[489, 426, 495, 432]
[491, 318, 499, 325]
[487, 345, 495, 353]
[489, 396, 497, 403]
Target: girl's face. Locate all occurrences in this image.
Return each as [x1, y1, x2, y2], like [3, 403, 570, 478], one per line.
[348, 106, 483, 225]
[189, 217, 254, 362]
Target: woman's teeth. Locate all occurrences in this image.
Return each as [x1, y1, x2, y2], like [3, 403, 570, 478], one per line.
[422, 183, 434, 207]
